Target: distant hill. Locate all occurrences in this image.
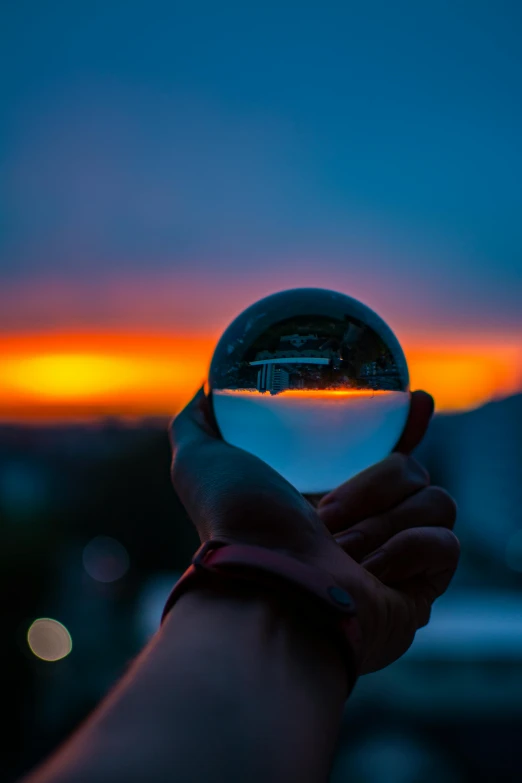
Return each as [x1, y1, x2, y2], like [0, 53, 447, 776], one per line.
[416, 393, 522, 578]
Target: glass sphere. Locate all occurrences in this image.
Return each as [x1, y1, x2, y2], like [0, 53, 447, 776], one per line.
[208, 288, 410, 495]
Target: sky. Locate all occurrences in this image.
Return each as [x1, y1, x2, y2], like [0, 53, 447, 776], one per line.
[1, 1, 522, 419]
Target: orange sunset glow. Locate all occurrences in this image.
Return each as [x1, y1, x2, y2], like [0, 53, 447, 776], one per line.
[1, 331, 521, 422]
[221, 389, 395, 398]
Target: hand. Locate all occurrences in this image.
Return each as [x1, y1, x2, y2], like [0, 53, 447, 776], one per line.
[169, 388, 459, 674]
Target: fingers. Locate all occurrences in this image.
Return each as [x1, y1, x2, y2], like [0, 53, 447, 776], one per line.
[335, 485, 457, 561]
[361, 526, 461, 627]
[393, 390, 434, 455]
[318, 453, 430, 534]
[317, 391, 434, 533]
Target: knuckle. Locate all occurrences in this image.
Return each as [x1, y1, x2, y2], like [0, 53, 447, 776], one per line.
[389, 452, 429, 487]
[387, 452, 410, 478]
[170, 444, 189, 485]
[426, 486, 458, 525]
[169, 453, 181, 486]
[168, 411, 185, 446]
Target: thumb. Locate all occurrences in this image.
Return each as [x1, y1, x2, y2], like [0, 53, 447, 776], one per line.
[169, 386, 220, 451]
[362, 526, 460, 626]
[169, 386, 230, 542]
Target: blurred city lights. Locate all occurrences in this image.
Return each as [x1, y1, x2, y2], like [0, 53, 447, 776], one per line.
[505, 531, 522, 573]
[27, 618, 72, 661]
[331, 731, 460, 783]
[0, 461, 49, 520]
[82, 535, 130, 583]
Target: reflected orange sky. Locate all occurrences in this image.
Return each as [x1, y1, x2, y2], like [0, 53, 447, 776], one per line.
[218, 389, 396, 397]
[1, 331, 521, 422]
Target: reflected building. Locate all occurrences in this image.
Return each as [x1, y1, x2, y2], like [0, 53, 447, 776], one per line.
[255, 363, 290, 394]
[271, 367, 290, 394]
[358, 357, 402, 391]
[280, 333, 319, 348]
[252, 357, 329, 393]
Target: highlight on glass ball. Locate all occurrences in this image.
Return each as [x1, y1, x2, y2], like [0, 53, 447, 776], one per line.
[208, 288, 410, 495]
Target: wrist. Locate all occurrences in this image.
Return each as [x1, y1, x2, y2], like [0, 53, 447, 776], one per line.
[162, 540, 363, 688]
[165, 578, 350, 692]
[154, 577, 349, 783]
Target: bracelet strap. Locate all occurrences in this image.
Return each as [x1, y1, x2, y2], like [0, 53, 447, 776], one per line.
[161, 539, 364, 688]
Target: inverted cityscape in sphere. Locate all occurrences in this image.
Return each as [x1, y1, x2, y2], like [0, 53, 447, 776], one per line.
[209, 289, 410, 494]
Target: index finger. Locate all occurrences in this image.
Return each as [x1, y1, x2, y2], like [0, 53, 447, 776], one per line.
[318, 453, 429, 533]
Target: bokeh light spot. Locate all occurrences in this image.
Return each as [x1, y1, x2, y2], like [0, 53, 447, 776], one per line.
[505, 530, 522, 573]
[82, 535, 130, 583]
[27, 618, 72, 661]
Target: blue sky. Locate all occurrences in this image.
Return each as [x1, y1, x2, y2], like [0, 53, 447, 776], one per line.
[1, 0, 521, 334]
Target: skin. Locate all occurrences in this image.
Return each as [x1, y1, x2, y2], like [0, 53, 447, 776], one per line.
[23, 389, 459, 783]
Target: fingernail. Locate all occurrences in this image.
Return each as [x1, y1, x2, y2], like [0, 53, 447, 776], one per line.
[318, 494, 337, 509]
[361, 550, 388, 575]
[318, 501, 341, 522]
[339, 530, 365, 547]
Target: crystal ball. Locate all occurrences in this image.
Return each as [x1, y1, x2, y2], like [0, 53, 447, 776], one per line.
[208, 288, 410, 495]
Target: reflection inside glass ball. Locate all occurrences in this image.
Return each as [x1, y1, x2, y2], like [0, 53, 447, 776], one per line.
[209, 288, 410, 495]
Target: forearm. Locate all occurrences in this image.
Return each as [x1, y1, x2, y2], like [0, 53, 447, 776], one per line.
[24, 585, 349, 783]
